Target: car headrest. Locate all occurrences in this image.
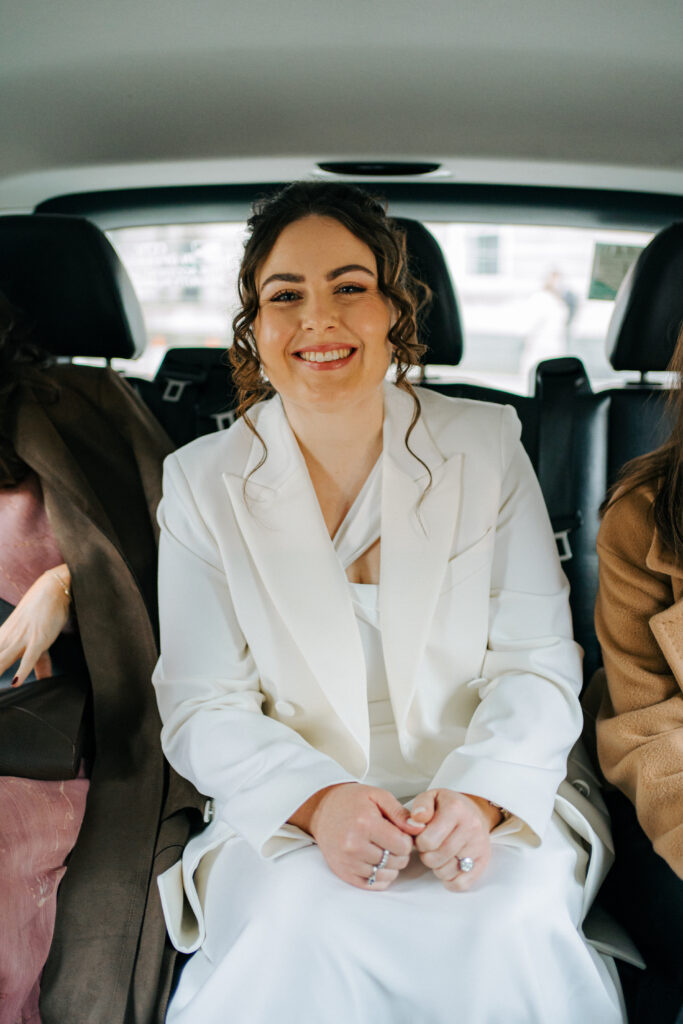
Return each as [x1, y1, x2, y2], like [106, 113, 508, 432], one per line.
[394, 218, 463, 366]
[0, 214, 146, 359]
[607, 221, 683, 372]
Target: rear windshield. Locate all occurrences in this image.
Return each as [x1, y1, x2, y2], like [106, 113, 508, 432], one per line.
[106, 221, 654, 394]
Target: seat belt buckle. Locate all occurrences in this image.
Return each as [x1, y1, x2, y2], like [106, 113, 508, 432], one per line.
[209, 409, 237, 431]
[554, 529, 572, 562]
[162, 378, 190, 402]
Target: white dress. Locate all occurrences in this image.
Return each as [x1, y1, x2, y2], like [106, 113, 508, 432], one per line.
[166, 467, 625, 1024]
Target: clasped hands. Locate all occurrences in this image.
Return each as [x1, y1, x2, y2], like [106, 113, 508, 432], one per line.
[292, 782, 500, 893]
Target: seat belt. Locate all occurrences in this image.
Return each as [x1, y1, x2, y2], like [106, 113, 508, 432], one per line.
[535, 357, 589, 563]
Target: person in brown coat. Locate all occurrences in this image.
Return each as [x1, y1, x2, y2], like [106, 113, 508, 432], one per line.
[594, 328, 683, 1022]
[0, 295, 202, 1024]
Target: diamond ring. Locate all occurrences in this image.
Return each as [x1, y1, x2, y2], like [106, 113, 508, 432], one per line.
[367, 848, 391, 886]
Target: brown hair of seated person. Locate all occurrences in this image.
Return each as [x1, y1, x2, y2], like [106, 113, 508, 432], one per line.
[230, 180, 431, 436]
[601, 326, 683, 559]
[0, 291, 58, 488]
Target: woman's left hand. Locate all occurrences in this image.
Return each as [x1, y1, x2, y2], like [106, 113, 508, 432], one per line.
[410, 789, 497, 891]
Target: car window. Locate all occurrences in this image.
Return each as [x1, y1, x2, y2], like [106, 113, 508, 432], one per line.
[106, 223, 247, 380]
[106, 220, 654, 393]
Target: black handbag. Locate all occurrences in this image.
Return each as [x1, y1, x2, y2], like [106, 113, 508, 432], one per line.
[0, 672, 90, 779]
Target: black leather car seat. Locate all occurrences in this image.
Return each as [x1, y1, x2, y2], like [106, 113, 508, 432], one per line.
[602, 221, 683, 481]
[585, 221, 683, 1024]
[130, 346, 238, 448]
[525, 224, 683, 682]
[0, 213, 146, 360]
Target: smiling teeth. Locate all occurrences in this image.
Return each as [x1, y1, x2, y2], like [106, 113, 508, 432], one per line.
[298, 348, 352, 362]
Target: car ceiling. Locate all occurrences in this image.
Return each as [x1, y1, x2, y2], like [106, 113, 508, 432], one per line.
[2, 0, 683, 210]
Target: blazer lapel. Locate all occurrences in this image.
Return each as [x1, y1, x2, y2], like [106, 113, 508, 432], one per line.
[222, 398, 370, 755]
[380, 385, 463, 730]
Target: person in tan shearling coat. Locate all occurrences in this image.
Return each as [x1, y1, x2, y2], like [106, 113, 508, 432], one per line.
[596, 483, 683, 879]
[594, 327, 683, 1023]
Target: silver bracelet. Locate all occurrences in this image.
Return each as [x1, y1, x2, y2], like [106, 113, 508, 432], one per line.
[51, 571, 71, 601]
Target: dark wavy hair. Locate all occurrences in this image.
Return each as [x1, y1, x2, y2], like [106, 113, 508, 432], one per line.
[601, 325, 683, 559]
[0, 291, 57, 487]
[229, 181, 431, 485]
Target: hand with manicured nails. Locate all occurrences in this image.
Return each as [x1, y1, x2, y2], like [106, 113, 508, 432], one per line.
[291, 782, 425, 891]
[409, 789, 497, 892]
[0, 564, 71, 687]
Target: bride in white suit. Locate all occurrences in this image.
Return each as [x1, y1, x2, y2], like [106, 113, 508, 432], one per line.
[152, 182, 624, 1023]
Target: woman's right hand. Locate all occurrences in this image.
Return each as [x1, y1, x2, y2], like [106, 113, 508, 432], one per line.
[0, 564, 71, 686]
[291, 782, 424, 890]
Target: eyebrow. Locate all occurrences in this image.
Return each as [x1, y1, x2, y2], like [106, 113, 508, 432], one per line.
[326, 264, 375, 281]
[259, 264, 376, 291]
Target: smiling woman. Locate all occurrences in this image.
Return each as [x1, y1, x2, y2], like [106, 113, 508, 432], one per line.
[229, 185, 432, 544]
[253, 217, 397, 543]
[150, 181, 627, 1023]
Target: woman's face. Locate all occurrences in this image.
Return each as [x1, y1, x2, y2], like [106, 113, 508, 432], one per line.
[253, 215, 394, 415]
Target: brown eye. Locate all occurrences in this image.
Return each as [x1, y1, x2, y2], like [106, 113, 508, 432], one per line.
[336, 284, 366, 294]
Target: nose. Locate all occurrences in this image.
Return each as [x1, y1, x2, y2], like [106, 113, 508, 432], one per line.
[301, 292, 337, 332]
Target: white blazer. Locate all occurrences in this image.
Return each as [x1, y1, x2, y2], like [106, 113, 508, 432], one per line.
[153, 383, 616, 954]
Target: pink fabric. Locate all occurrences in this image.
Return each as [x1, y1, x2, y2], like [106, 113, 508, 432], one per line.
[0, 474, 65, 607]
[0, 472, 88, 1021]
[0, 775, 89, 1024]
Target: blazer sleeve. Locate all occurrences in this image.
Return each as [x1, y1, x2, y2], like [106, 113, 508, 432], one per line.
[428, 405, 584, 844]
[152, 452, 355, 859]
[595, 488, 683, 878]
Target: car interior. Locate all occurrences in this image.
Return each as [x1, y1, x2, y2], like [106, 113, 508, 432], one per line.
[2, 0, 683, 1019]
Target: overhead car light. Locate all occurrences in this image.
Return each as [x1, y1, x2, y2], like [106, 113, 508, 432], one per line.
[317, 161, 442, 177]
